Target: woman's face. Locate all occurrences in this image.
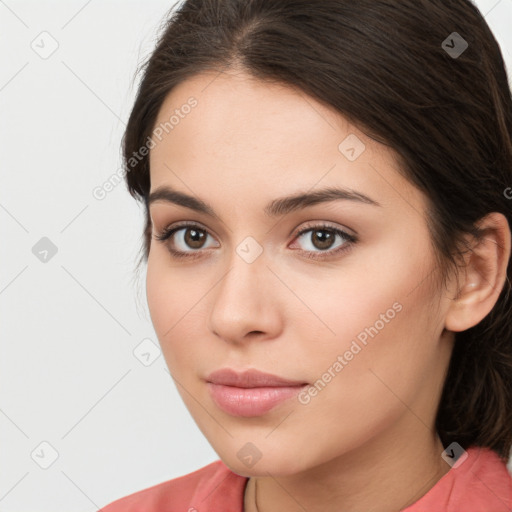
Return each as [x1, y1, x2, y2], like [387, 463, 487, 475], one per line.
[146, 69, 456, 476]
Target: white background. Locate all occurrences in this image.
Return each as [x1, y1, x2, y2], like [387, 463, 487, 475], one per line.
[1, 1, 511, 510]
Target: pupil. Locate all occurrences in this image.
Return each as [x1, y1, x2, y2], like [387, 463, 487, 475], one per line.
[313, 229, 334, 250]
[182, 228, 335, 251]
[186, 228, 205, 248]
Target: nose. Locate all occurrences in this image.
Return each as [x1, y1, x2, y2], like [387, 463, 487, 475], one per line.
[207, 245, 283, 345]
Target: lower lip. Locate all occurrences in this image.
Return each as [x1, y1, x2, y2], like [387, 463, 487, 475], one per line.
[207, 382, 308, 417]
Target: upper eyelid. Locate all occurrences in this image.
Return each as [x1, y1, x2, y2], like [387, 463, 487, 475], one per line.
[159, 221, 354, 244]
[160, 219, 350, 234]
[156, 222, 356, 262]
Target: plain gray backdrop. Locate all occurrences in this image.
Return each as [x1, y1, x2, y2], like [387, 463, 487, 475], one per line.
[1, 0, 511, 510]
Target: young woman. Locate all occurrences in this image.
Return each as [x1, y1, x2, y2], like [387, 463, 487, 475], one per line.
[100, 0, 512, 510]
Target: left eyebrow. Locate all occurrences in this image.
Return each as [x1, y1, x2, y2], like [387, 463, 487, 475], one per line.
[147, 185, 382, 218]
[264, 186, 382, 216]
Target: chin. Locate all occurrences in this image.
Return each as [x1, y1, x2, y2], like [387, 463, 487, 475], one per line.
[216, 444, 311, 478]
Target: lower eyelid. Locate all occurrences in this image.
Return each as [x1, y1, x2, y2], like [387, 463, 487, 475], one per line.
[293, 231, 354, 257]
[158, 224, 356, 259]
[173, 228, 219, 251]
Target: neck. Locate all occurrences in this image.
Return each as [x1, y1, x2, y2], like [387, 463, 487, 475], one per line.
[244, 427, 450, 512]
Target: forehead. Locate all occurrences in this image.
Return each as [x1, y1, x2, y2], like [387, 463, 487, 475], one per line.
[148, 70, 426, 216]
[150, 69, 351, 162]
[153, 69, 348, 127]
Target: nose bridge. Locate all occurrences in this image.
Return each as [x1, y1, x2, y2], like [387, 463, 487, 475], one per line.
[208, 237, 279, 341]
[216, 237, 267, 313]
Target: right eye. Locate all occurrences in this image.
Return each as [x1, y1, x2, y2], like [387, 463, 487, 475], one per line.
[154, 222, 220, 259]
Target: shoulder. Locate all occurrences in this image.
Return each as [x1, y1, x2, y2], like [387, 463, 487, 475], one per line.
[451, 446, 512, 510]
[99, 459, 248, 512]
[404, 446, 512, 511]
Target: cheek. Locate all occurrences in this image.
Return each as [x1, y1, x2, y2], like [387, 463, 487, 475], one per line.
[291, 235, 439, 384]
[146, 257, 172, 333]
[146, 227, 439, 386]
[146, 255, 186, 358]
[285, 264, 441, 463]
[146, 253, 216, 372]
[146, 249, 201, 328]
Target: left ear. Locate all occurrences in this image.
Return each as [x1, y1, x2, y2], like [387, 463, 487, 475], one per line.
[444, 212, 511, 333]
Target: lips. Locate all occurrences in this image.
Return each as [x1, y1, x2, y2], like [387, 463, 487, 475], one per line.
[205, 368, 309, 417]
[206, 368, 308, 388]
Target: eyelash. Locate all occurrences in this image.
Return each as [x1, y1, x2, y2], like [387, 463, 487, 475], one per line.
[154, 221, 357, 261]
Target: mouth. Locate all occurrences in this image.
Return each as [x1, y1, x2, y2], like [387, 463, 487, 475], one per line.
[206, 383, 309, 417]
[205, 368, 309, 417]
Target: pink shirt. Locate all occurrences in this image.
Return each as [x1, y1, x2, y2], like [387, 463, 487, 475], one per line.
[99, 446, 512, 511]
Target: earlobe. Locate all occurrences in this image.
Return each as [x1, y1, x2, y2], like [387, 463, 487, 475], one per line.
[444, 212, 511, 333]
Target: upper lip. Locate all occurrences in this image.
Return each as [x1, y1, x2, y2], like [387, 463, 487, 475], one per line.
[206, 368, 308, 388]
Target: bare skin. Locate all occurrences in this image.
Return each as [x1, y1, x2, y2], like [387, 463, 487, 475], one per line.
[146, 68, 511, 512]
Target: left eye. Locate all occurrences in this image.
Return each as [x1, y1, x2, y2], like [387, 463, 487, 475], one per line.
[291, 225, 356, 255]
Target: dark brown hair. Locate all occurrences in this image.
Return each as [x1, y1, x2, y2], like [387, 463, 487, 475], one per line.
[122, 0, 512, 460]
